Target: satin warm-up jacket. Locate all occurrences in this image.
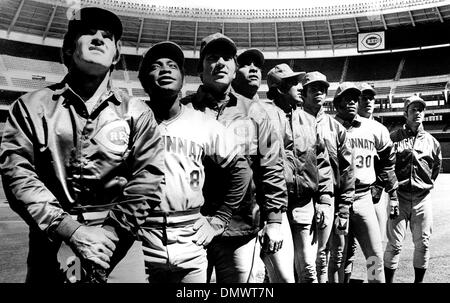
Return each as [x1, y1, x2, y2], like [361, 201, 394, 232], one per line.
[0, 79, 165, 243]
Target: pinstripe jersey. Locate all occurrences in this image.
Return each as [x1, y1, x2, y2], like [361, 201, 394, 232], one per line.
[155, 104, 236, 212]
[335, 115, 392, 190]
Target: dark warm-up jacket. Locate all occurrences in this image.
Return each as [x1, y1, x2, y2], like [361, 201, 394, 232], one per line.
[288, 107, 334, 208]
[305, 107, 355, 215]
[181, 86, 288, 237]
[0, 77, 165, 281]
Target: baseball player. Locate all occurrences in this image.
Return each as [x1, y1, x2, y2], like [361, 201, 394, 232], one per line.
[357, 83, 376, 119]
[301, 72, 355, 283]
[358, 83, 388, 214]
[232, 49, 295, 283]
[137, 41, 251, 283]
[341, 83, 389, 283]
[384, 95, 442, 283]
[266, 64, 334, 283]
[333, 82, 399, 283]
[181, 33, 288, 283]
[0, 7, 165, 283]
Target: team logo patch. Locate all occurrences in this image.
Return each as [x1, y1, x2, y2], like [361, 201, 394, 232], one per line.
[94, 120, 130, 154]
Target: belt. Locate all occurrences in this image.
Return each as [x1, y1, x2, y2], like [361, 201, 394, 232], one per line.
[70, 210, 110, 226]
[143, 207, 202, 228]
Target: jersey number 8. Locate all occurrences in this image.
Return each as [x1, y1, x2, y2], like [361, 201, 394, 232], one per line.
[190, 170, 200, 190]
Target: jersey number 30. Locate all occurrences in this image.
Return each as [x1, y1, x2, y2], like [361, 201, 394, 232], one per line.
[355, 155, 372, 168]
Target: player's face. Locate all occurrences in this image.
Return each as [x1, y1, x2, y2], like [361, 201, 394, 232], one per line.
[304, 82, 328, 109]
[144, 58, 183, 96]
[336, 91, 359, 120]
[72, 28, 118, 76]
[201, 49, 236, 91]
[282, 77, 303, 105]
[358, 92, 376, 117]
[405, 103, 425, 125]
[235, 61, 262, 90]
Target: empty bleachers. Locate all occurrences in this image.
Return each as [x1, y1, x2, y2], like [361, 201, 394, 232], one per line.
[346, 52, 403, 81]
[131, 88, 147, 97]
[294, 57, 346, 82]
[2, 55, 66, 75]
[401, 47, 450, 78]
[128, 71, 139, 82]
[373, 86, 392, 95]
[394, 82, 447, 94]
[0, 75, 8, 86]
[111, 70, 126, 81]
[11, 78, 55, 90]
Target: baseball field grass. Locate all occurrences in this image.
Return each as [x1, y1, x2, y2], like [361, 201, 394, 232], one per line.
[1, 174, 449, 283]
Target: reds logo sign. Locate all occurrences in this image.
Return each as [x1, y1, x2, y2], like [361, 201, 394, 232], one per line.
[94, 120, 130, 154]
[361, 33, 383, 49]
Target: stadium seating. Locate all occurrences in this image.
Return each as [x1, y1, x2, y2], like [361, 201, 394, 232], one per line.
[401, 48, 450, 78]
[2, 55, 65, 75]
[394, 82, 447, 94]
[0, 75, 8, 86]
[11, 77, 55, 90]
[346, 53, 403, 81]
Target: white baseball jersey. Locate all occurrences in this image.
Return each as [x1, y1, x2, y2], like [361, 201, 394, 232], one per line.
[156, 105, 237, 212]
[335, 115, 392, 189]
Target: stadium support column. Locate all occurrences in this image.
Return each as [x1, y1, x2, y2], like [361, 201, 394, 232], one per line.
[436, 7, 444, 23]
[167, 20, 172, 41]
[354, 17, 359, 33]
[300, 21, 306, 56]
[395, 57, 405, 81]
[408, 11, 416, 27]
[43, 5, 57, 43]
[194, 22, 198, 55]
[381, 14, 388, 30]
[136, 18, 144, 52]
[248, 23, 252, 48]
[7, 0, 25, 37]
[327, 20, 334, 54]
[340, 57, 349, 83]
[275, 22, 279, 55]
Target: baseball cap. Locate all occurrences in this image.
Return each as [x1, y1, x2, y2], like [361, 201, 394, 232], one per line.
[360, 83, 376, 95]
[67, 7, 123, 41]
[198, 33, 237, 71]
[141, 41, 185, 70]
[302, 71, 330, 88]
[404, 95, 426, 110]
[237, 48, 264, 68]
[267, 64, 306, 88]
[333, 82, 361, 104]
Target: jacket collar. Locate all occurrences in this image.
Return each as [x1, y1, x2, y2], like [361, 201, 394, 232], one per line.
[55, 74, 124, 106]
[335, 113, 362, 129]
[191, 85, 238, 111]
[404, 123, 424, 136]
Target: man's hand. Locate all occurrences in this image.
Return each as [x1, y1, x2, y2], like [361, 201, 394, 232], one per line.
[371, 185, 384, 204]
[69, 225, 119, 270]
[259, 222, 283, 254]
[315, 204, 331, 229]
[389, 196, 400, 220]
[193, 216, 225, 247]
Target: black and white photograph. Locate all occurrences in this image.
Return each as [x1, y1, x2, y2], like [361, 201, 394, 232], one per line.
[0, 0, 449, 292]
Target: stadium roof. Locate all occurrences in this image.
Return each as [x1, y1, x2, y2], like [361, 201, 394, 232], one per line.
[0, 0, 449, 58]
